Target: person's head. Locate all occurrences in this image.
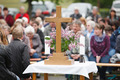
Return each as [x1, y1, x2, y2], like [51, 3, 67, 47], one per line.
[72, 20, 81, 33]
[36, 9, 41, 17]
[86, 21, 95, 32]
[11, 22, 23, 34]
[105, 25, 113, 36]
[0, 27, 8, 45]
[29, 18, 35, 26]
[0, 19, 7, 25]
[80, 17, 86, 25]
[3, 7, 8, 16]
[22, 17, 28, 28]
[74, 7, 79, 14]
[99, 18, 105, 26]
[92, 6, 98, 15]
[35, 17, 42, 25]
[94, 24, 105, 36]
[32, 21, 39, 32]
[25, 26, 35, 39]
[67, 23, 73, 30]
[12, 24, 23, 40]
[111, 21, 119, 31]
[51, 9, 56, 16]
[20, 6, 25, 14]
[110, 9, 116, 17]
[1, 25, 10, 36]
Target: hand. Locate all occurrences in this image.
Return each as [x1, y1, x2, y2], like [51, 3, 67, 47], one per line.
[24, 76, 32, 80]
[30, 49, 36, 56]
[96, 56, 101, 63]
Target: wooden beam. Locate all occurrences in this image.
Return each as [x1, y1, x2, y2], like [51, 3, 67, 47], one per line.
[96, 63, 120, 67]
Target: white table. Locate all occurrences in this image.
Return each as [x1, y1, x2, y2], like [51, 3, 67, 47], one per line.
[23, 61, 98, 80]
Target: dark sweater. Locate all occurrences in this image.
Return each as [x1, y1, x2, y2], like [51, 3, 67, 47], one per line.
[90, 35, 110, 57]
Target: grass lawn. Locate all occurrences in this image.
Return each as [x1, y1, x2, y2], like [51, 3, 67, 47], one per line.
[0, 0, 73, 11]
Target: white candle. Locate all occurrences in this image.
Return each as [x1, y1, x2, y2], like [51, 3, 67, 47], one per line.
[79, 35, 85, 55]
[45, 36, 50, 55]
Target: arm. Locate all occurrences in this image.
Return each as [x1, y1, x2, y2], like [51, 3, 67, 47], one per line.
[100, 36, 110, 57]
[35, 35, 43, 54]
[90, 36, 98, 56]
[22, 45, 31, 78]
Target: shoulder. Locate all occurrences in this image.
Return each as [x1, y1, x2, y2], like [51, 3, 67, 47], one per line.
[117, 35, 120, 39]
[33, 34, 39, 39]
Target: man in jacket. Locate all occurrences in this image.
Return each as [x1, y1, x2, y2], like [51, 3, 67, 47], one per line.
[8, 25, 31, 80]
[70, 7, 82, 20]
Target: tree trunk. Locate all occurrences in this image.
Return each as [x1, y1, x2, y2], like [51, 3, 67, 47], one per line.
[28, 0, 32, 19]
[97, 0, 100, 11]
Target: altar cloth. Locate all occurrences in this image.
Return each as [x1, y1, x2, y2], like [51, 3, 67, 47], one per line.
[23, 61, 98, 78]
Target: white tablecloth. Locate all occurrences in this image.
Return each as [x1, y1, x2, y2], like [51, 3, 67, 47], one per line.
[23, 61, 98, 78]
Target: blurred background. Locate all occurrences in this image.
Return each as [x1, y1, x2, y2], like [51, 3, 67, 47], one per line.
[0, 0, 118, 18]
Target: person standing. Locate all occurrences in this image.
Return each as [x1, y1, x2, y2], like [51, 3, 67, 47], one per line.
[8, 25, 31, 80]
[91, 6, 101, 23]
[3, 7, 14, 27]
[15, 6, 29, 22]
[0, 27, 20, 80]
[70, 7, 82, 20]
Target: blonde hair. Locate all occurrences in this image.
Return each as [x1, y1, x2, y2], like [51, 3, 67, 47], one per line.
[0, 28, 8, 45]
[12, 25, 23, 39]
[80, 17, 86, 25]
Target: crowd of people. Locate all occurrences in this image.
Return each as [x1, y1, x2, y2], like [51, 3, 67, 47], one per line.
[0, 5, 120, 80]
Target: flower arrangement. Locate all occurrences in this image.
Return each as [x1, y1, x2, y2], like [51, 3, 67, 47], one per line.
[45, 27, 84, 53]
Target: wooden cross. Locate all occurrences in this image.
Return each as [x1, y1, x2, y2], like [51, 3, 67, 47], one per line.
[45, 6, 72, 53]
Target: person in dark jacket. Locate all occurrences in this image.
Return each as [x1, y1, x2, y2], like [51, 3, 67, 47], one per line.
[116, 35, 120, 53]
[0, 28, 19, 80]
[70, 7, 82, 20]
[3, 7, 14, 27]
[91, 6, 101, 23]
[8, 25, 31, 80]
[32, 21, 44, 52]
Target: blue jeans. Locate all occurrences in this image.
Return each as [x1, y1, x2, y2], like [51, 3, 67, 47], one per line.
[89, 54, 110, 80]
[30, 53, 40, 58]
[109, 48, 116, 57]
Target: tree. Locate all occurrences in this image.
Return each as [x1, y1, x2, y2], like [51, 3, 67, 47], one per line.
[73, 0, 114, 8]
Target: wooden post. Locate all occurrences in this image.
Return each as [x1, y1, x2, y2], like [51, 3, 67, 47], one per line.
[32, 73, 36, 80]
[89, 73, 93, 80]
[44, 73, 48, 80]
[80, 75, 85, 80]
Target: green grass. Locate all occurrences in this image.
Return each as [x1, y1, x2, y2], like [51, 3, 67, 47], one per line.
[0, 0, 28, 10]
[0, 0, 73, 11]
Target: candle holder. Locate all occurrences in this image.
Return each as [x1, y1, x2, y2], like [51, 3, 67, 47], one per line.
[79, 55, 85, 63]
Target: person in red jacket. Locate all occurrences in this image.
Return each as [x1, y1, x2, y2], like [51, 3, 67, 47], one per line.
[15, 6, 29, 23]
[3, 7, 14, 27]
